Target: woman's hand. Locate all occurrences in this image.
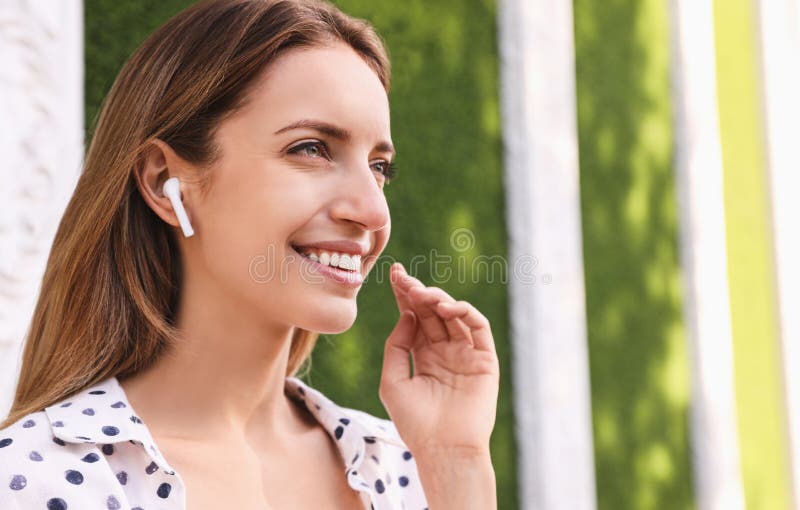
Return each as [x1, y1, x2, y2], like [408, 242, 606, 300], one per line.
[379, 262, 500, 458]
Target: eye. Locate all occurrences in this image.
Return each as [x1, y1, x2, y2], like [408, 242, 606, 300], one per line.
[372, 160, 398, 184]
[288, 141, 331, 160]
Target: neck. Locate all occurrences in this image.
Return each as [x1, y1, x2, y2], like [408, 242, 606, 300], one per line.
[119, 265, 313, 447]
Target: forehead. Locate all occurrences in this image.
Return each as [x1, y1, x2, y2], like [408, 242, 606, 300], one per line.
[240, 42, 390, 135]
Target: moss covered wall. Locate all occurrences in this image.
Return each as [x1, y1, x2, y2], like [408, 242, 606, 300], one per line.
[573, 0, 694, 508]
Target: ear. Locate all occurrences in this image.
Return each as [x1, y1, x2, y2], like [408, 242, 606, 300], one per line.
[134, 139, 195, 231]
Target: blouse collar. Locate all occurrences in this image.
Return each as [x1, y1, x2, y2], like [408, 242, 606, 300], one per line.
[43, 375, 400, 476]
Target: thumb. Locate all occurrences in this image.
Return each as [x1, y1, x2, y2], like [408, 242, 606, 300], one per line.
[381, 310, 417, 388]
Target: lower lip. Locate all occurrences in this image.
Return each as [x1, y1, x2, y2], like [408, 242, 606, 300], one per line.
[292, 247, 364, 289]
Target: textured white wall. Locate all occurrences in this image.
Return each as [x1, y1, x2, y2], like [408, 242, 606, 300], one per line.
[497, 0, 597, 508]
[0, 1, 84, 418]
[756, 0, 800, 507]
[667, 1, 746, 509]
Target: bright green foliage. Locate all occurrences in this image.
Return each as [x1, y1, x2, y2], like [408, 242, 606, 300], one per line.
[572, 0, 695, 508]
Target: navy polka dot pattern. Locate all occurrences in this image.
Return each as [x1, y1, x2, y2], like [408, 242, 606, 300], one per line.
[101, 426, 119, 436]
[65, 470, 84, 485]
[9, 474, 26, 490]
[47, 497, 68, 510]
[157, 482, 172, 498]
[0, 375, 428, 509]
[106, 494, 121, 509]
[81, 453, 100, 463]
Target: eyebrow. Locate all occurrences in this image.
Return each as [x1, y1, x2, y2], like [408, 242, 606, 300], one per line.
[274, 119, 396, 160]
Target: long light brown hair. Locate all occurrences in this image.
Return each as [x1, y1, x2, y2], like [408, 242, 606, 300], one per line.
[2, 0, 390, 429]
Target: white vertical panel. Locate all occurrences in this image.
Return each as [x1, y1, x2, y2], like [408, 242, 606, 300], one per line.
[756, 0, 800, 507]
[0, 1, 84, 417]
[666, 1, 746, 509]
[497, 0, 597, 508]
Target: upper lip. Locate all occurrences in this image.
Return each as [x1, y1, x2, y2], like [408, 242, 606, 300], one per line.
[291, 240, 369, 257]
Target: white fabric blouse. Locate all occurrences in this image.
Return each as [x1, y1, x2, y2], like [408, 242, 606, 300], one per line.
[0, 375, 429, 509]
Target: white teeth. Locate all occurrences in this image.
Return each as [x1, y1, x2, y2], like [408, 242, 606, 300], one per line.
[296, 247, 362, 271]
[342, 254, 362, 270]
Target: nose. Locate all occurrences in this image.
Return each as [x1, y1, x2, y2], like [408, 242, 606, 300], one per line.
[329, 164, 390, 232]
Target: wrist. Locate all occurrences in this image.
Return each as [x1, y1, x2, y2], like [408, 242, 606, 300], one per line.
[412, 447, 497, 510]
[412, 444, 492, 464]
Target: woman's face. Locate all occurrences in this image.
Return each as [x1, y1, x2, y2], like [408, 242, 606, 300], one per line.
[185, 42, 393, 334]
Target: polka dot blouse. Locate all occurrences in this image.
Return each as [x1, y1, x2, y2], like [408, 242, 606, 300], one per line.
[0, 375, 429, 509]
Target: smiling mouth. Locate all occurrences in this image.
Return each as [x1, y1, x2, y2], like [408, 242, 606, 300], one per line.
[290, 244, 362, 273]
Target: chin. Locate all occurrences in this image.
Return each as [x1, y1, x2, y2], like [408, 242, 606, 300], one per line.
[302, 299, 358, 334]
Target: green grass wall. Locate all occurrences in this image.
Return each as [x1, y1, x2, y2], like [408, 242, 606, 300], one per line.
[572, 0, 695, 508]
[84, 1, 517, 508]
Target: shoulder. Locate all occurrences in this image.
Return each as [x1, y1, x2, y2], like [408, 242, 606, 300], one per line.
[333, 404, 417, 463]
[285, 377, 428, 505]
[333, 405, 429, 506]
[286, 376, 405, 444]
[339, 406, 402, 442]
[0, 409, 71, 467]
[0, 408, 126, 509]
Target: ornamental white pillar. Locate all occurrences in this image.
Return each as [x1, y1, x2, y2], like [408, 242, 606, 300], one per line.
[0, 0, 84, 417]
[667, 1, 746, 508]
[756, 0, 800, 506]
[498, 0, 597, 508]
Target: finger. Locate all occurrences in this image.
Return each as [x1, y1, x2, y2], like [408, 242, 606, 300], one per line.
[412, 285, 457, 306]
[390, 263, 424, 293]
[381, 310, 418, 386]
[389, 265, 418, 313]
[389, 266, 415, 314]
[413, 287, 462, 342]
[407, 286, 453, 344]
[436, 302, 473, 346]
[434, 300, 495, 354]
[390, 265, 455, 345]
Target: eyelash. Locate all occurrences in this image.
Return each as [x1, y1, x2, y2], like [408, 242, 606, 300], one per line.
[288, 141, 398, 183]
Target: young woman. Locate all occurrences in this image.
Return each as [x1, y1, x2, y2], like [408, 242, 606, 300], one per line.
[0, 1, 499, 508]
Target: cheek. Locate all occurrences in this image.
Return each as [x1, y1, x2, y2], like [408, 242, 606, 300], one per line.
[193, 182, 310, 302]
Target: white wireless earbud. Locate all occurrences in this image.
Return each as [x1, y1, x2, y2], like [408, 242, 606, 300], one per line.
[162, 177, 194, 238]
